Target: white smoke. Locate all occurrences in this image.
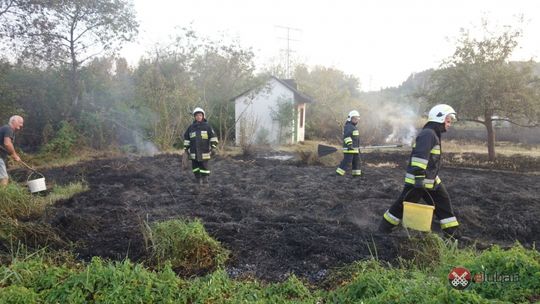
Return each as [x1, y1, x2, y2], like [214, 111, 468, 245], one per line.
[385, 124, 417, 146]
[382, 104, 418, 146]
[134, 132, 159, 156]
[361, 101, 419, 146]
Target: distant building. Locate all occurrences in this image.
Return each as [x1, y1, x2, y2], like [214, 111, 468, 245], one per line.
[232, 76, 313, 146]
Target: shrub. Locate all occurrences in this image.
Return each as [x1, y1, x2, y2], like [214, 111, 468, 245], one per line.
[144, 218, 229, 275]
[43, 121, 78, 157]
[465, 244, 540, 302]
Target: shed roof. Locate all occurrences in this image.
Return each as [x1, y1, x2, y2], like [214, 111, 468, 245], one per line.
[230, 76, 315, 104]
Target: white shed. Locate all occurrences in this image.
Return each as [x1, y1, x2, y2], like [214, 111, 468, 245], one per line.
[232, 77, 313, 146]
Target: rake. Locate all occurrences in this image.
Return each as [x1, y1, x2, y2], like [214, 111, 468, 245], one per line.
[317, 144, 403, 157]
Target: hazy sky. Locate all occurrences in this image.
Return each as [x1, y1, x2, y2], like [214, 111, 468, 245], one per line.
[124, 0, 540, 91]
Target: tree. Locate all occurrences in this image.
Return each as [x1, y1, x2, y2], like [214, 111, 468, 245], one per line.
[420, 23, 540, 160]
[13, 0, 138, 119]
[294, 65, 361, 141]
[191, 37, 257, 146]
[270, 97, 295, 143]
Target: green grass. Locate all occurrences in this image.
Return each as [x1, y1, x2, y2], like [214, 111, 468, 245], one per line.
[1, 239, 538, 303]
[19, 148, 124, 169]
[0, 182, 88, 220]
[0, 182, 88, 251]
[143, 218, 230, 276]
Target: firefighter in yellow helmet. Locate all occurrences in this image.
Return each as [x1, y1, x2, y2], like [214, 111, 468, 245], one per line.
[183, 107, 218, 185]
[378, 104, 460, 238]
[336, 110, 362, 177]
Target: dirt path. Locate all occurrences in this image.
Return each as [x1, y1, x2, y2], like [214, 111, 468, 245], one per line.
[41, 153, 540, 281]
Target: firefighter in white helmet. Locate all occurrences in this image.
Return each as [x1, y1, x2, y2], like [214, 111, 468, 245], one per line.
[379, 104, 461, 238]
[336, 110, 362, 177]
[183, 107, 218, 185]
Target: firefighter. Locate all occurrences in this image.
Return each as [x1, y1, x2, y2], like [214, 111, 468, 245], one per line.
[183, 107, 218, 185]
[336, 110, 362, 177]
[378, 104, 460, 238]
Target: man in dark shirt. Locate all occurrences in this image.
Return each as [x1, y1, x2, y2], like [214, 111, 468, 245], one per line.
[0, 115, 24, 186]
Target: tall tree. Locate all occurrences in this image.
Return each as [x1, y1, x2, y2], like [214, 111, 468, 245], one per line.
[420, 24, 540, 160]
[294, 65, 361, 141]
[14, 0, 138, 119]
[191, 38, 257, 146]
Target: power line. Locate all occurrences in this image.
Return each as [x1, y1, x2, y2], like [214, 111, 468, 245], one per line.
[275, 25, 301, 78]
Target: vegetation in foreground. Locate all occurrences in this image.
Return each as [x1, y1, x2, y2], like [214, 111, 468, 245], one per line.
[1, 229, 539, 303]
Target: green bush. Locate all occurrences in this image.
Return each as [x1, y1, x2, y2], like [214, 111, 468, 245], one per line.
[43, 121, 78, 157]
[465, 244, 540, 302]
[145, 218, 230, 275]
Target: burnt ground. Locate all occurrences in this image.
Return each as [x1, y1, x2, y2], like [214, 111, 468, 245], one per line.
[18, 152, 540, 282]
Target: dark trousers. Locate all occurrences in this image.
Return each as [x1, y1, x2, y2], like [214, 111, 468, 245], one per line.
[337, 153, 361, 175]
[386, 183, 457, 227]
[191, 160, 210, 178]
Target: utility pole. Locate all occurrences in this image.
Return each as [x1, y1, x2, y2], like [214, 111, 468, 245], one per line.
[275, 25, 301, 78]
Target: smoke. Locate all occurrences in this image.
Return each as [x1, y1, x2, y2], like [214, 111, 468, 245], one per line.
[133, 132, 159, 156]
[360, 101, 419, 146]
[385, 124, 417, 145]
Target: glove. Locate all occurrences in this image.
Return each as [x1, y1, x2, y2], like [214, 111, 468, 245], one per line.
[210, 148, 217, 157]
[414, 176, 425, 189]
[347, 145, 354, 151]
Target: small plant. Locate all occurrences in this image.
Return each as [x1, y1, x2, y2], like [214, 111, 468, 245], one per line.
[144, 218, 229, 275]
[43, 121, 78, 157]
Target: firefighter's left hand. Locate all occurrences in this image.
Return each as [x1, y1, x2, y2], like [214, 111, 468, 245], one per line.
[211, 149, 217, 157]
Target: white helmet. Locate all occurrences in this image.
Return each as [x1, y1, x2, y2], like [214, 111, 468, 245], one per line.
[347, 110, 360, 121]
[428, 104, 457, 123]
[193, 107, 205, 117]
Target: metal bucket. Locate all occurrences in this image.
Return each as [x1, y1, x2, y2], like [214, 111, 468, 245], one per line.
[27, 172, 47, 193]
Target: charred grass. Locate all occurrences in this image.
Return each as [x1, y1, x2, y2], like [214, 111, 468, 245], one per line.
[1, 150, 539, 302]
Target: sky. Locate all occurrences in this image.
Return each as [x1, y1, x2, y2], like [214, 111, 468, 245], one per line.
[123, 0, 540, 91]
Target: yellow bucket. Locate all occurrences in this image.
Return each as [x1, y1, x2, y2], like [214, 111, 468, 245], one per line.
[402, 201, 435, 232]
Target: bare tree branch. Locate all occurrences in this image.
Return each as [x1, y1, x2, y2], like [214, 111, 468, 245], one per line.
[491, 118, 539, 128]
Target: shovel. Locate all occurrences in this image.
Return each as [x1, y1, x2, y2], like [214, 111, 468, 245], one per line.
[317, 144, 403, 157]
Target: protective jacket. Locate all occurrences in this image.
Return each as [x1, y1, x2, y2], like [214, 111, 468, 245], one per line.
[342, 121, 360, 154]
[404, 123, 443, 189]
[183, 120, 218, 161]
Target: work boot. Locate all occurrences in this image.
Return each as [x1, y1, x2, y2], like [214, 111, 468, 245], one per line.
[202, 176, 209, 186]
[194, 176, 203, 186]
[378, 218, 397, 234]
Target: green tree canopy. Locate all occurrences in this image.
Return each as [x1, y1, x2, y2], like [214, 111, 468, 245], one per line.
[9, 0, 139, 119]
[420, 23, 540, 160]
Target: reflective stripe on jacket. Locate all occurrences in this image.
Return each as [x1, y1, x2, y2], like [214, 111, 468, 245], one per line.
[404, 127, 442, 189]
[342, 121, 360, 154]
[183, 121, 218, 161]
